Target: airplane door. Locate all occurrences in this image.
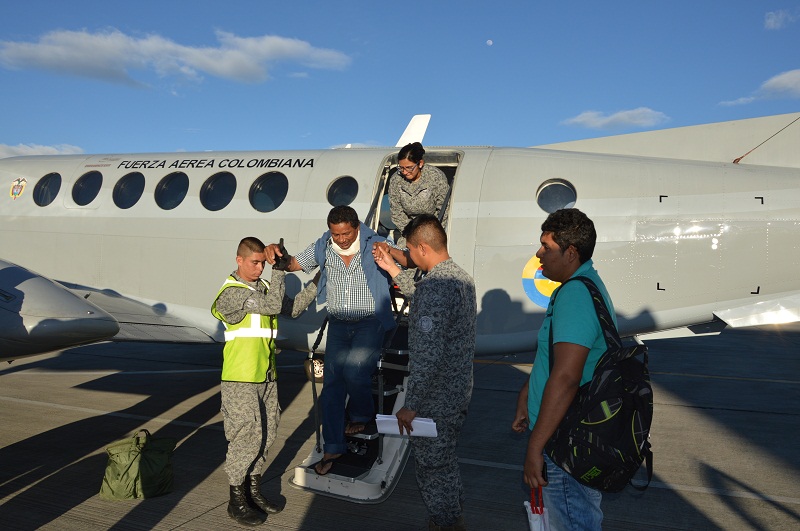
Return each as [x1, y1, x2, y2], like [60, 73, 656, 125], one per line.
[370, 150, 465, 245]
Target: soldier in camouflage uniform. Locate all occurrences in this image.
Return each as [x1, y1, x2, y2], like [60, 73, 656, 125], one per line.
[374, 215, 476, 531]
[212, 237, 318, 526]
[389, 142, 450, 247]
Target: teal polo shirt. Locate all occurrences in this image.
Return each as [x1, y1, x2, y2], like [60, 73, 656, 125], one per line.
[526, 259, 617, 427]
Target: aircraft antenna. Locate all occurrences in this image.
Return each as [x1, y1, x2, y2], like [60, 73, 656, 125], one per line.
[733, 114, 800, 164]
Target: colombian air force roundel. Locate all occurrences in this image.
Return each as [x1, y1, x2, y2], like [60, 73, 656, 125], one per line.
[522, 255, 561, 309]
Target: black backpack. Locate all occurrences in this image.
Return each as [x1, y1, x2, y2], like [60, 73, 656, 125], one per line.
[544, 276, 653, 493]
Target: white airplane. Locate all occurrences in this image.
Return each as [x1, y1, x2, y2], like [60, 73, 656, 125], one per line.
[3, 112, 799, 502]
[1, 112, 799, 364]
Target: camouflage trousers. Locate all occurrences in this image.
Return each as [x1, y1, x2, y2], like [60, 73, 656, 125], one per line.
[411, 407, 468, 527]
[221, 380, 280, 485]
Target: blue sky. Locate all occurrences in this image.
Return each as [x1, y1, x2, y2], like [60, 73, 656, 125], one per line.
[1, 1, 799, 157]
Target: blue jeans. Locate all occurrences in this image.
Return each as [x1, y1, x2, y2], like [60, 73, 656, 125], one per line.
[543, 454, 603, 531]
[320, 316, 385, 455]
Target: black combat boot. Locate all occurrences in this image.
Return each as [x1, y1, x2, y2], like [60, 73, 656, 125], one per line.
[227, 484, 265, 526]
[247, 474, 282, 514]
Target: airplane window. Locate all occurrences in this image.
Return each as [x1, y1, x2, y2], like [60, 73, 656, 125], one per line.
[327, 176, 358, 206]
[72, 171, 103, 206]
[113, 172, 145, 209]
[249, 172, 288, 213]
[155, 172, 189, 210]
[201, 171, 237, 211]
[33, 172, 61, 207]
[536, 179, 577, 213]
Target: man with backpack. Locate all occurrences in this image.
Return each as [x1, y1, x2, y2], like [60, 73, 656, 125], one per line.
[512, 208, 613, 530]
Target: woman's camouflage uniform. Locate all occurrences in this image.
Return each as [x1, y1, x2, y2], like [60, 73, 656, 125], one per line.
[389, 164, 450, 246]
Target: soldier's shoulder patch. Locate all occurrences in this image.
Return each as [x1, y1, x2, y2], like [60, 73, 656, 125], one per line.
[419, 316, 434, 333]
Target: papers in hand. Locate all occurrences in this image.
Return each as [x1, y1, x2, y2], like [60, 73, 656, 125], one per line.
[376, 414, 438, 437]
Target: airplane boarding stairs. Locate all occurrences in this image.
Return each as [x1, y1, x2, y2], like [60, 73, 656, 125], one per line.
[290, 159, 441, 502]
[289, 318, 413, 503]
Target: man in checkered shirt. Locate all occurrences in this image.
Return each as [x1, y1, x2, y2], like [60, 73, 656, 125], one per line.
[265, 205, 395, 475]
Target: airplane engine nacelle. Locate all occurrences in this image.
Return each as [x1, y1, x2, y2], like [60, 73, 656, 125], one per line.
[0, 259, 120, 362]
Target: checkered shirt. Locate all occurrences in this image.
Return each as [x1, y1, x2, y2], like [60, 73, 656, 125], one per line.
[296, 240, 376, 321]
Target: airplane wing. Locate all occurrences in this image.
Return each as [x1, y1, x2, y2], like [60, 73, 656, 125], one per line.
[713, 293, 800, 328]
[537, 112, 800, 168]
[0, 258, 120, 361]
[634, 319, 729, 341]
[633, 291, 800, 342]
[0, 257, 216, 363]
[62, 283, 217, 343]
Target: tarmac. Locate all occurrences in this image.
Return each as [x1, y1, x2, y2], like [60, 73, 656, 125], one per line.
[1, 322, 799, 530]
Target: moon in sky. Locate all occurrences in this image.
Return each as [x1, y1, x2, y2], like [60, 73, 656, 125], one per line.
[486, 39, 493, 46]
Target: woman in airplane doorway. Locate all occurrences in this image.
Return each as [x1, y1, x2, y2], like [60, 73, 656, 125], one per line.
[388, 142, 450, 247]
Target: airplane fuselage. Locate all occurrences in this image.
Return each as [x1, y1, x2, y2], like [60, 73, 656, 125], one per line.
[1, 144, 798, 360]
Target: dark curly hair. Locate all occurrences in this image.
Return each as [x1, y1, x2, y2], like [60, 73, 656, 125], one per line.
[540, 208, 596, 263]
[327, 205, 360, 228]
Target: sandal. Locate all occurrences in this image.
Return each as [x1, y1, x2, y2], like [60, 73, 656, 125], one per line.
[313, 455, 340, 476]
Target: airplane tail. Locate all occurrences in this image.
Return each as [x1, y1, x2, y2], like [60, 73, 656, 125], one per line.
[538, 112, 800, 168]
[395, 114, 431, 147]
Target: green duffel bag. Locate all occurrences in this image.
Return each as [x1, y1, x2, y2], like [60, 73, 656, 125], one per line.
[99, 429, 177, 500]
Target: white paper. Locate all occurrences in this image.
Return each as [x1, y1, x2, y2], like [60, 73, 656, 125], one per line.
[376, 414, 438, 437]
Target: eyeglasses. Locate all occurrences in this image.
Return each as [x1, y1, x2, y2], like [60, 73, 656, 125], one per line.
[397, 163, 418, 174]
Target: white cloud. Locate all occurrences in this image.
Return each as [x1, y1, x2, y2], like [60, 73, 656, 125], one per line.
[759, 69, 800, 98]
[562, 107, 669, 130]
[719, 96, 756, 107]
[765, 10, 798, 30]
[720, 69, 800, 106]
[0, 29, 352, 86]
[0, 143, 84, 158]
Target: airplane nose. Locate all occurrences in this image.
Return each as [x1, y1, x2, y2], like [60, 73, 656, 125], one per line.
[0, 259, 120, 361]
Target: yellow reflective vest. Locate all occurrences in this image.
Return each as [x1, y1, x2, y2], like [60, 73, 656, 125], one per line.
[211, 276, 278, 383]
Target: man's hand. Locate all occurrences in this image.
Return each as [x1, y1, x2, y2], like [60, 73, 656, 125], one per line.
[372, 241, 390, 258]
[511, 382, 529, 433]
[511, 412, 529, 433]
[373, 243, 400, 277]
[264, 243, 282, 265]
[273, 238, 293, 270]
[523, 445, 548, 489]
[396, 406, 417, 435]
